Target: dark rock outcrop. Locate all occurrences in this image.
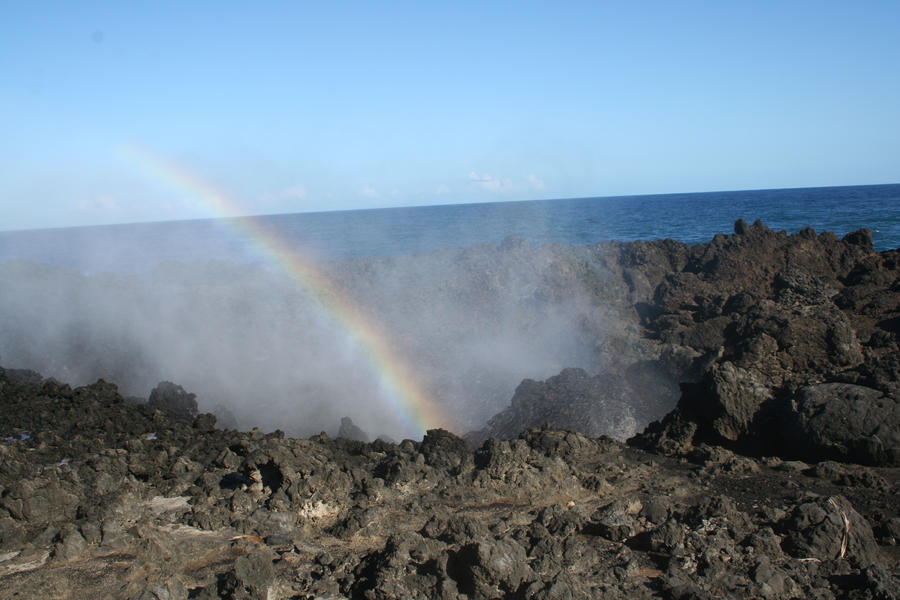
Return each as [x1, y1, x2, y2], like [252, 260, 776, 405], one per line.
[470, 368, 646, 443]
[1, 359, 898, 598]
[147, 380, 198, 420]
[1, 223, 899, 597]
[613, 221, 900, 467]
[468, 221, 898, 463]
[784, 383, 900, 465]
[337, 416, 370, 442]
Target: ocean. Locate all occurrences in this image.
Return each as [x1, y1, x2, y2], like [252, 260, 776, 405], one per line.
[2, 183, 899, 273]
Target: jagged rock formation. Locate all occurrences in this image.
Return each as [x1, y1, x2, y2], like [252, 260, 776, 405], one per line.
[147, 380, 199, 420]
[0, 366, 897, 598]
[1, 222, 899, 598]
[474, 221, 900, 466]
[337, 416, 370, 442]
[624, 222, 900, 466]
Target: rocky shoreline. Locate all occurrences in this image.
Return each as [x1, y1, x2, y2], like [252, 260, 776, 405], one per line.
[1, 220, 898, 598]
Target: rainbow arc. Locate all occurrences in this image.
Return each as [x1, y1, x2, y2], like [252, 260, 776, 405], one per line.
[122, 144, 449, 437]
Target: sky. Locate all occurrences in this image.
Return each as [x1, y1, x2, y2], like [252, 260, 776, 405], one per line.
[1, 1, 899, 231]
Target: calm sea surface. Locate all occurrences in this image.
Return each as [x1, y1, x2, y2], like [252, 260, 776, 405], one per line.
[2, 184, 899, 273]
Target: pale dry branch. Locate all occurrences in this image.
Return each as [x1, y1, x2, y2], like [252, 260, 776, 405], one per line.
[828, 498, 851, 560]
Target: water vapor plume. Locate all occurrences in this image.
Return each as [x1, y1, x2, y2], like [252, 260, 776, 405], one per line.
[1, 150, 678, 442]
[0, 235, 616, 441]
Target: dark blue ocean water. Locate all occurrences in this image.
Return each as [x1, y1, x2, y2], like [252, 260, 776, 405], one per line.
[2, 183, 899, 273]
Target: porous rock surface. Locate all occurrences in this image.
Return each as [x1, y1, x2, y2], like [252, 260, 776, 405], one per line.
[623, 222, 900, 466]
[0, 366, 898, 598]
[472, 220, 899, 467]
[1, 221, 899, 598]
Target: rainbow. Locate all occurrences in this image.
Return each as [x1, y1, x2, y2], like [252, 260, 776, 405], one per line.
[121, 144, 450, 437]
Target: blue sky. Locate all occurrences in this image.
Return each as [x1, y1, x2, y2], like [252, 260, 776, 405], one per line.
[2, 1, 899, 230]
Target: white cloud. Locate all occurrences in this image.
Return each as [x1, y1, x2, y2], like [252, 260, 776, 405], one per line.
[279, 184, 308, 200]
[468, 172, 515, 193]
[526, 173, 546, 190]
[468, 172, 546, 194]
[435, 184, 451, 195]
[361, 186, 381, 199]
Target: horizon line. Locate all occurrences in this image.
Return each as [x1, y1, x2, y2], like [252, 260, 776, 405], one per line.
[2, 180, 898, 235]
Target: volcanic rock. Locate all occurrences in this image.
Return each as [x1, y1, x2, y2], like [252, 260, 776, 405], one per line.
[784, 383, 900, 465]
[625, 222, 900, 467]
[337, 416, 369, 442]
[469, 366, 678, 443]
[147, 380, 198, 420]
[2, 223, 900, 597]
[0, 358, 898, 598]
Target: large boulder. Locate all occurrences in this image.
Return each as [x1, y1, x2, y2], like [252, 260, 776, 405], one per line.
[783, 383, 900, 466]
[420, 428, 472, 475]
[446, 538, 534, 598]
[780, 495, 882, 567]
[684, 361, 772, 442]
[630, 361, 778, 455]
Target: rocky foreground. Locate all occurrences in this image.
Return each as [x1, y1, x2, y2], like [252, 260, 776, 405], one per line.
[1, 220, 899, 598]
